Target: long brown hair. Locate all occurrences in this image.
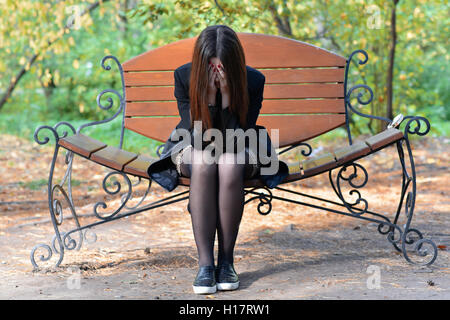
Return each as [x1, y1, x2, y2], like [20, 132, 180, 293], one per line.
[189, 25, 249, 132]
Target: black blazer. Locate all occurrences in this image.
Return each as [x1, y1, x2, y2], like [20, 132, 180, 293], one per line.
[173, 62, 266, 136]
[147, 62, 289, 192]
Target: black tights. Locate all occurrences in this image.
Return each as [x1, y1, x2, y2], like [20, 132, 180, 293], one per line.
[179, 147, 255, 267]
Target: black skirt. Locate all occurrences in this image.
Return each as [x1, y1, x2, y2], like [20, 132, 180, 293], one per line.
[173, 144, 260, 180]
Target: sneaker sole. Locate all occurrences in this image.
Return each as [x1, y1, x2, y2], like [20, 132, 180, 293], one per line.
[192, 285, 217, 294]
[217, 281, 239, 291]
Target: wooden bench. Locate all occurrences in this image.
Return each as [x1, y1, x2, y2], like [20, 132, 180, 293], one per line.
[31, 33, 438, 269]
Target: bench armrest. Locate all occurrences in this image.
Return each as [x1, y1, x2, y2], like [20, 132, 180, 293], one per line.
[344, 49, 431, 145]
[76, 55, 126, 148]
[398, 115, 431, 139]
[34, 55, 126, 149]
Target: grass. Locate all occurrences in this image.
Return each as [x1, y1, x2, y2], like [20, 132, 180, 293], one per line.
[18, 179, 82, 190]
[18, 179, 48, 191]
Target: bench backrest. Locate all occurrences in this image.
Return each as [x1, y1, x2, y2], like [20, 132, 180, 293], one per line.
[122, 33, 347, 148]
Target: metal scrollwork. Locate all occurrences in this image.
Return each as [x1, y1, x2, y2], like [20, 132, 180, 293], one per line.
[76, 55, 126, 148]
[344, 49, 391, 145]
[396, 115, 437, 266]
[120, 176, 153, 210]
[93, 171, 132, 220]
[278, 141, 312, 157]
[30, 173, 83, 268]
[30, 244, 53, 269]
[244, 187, 273, 216]
[401, 116, 431, 137]
[398, 197, 438, 266]
[329, 162, 369, 216]
[377, 222, 392, 235]
[346, 84, 391, 125]
[31, 55, 131, 269]
[54, 122, 76, 139]
[34, 125, 60, 145]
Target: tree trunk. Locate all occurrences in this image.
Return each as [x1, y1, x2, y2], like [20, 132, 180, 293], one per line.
[268, 0, 292, 37]
[386, 0, 399, 122]
[0, 53, 39, 110]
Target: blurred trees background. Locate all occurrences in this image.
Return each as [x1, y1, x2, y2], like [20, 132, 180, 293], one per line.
[0, 0, 448, 152]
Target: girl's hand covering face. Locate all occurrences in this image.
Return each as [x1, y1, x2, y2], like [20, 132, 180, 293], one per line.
[208, 62, 229, 96]
[215, 63, 229, 95]
[207, 63, 219, 93]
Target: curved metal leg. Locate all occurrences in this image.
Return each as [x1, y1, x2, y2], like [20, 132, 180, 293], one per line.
[31, 127, 69, 269]
[393, 122, 438, 266]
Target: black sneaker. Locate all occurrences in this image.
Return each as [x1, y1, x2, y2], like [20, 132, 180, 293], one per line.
[216, 262, 239, 291]
[192, 265, 217, 294]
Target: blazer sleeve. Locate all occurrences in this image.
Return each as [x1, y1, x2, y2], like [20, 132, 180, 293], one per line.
[173, 68, 191, 132]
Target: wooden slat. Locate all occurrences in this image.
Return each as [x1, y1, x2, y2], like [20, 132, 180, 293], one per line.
[123, 68, 345, 87]
[301, 153, 337, 176]
[124, 117, 181, 142]
[286, 162, 302, 175]
[264, 84, 344, 99]
[125, 86, 173, 102]
[261, 99, 345, 114]
[125, 83, 344, 102]
[125, 102, 179, 116]
[58, 133, 107, 158]
[125, 114, 345, 147]
[123, 37, 195, 71]
[122, 32, 347, 71]
[124, 71, 173, 86]
[302, 153, 336, 171]
[90, 146, 138, 171]
[125, 99, 346, 117]
[123, 154, 158, 178]
[364, 128, 404, 151]
[242, 33, 346, 68]
[257, 114, 346, 147]
[332, 141, 371, 165]
[261, 68, 345, 84]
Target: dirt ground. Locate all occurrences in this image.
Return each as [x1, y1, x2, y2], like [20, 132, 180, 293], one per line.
[0, 134, 449, 300]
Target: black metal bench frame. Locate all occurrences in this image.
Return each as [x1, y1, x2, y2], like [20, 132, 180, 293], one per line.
[30, 50, 438, 269]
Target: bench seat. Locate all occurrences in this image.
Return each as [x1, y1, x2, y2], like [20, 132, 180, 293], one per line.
[124, 155, 158, 178]
[58, 128, 404, 188]
[58, 134, 156, 173]
[58, 133, 107, 157]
